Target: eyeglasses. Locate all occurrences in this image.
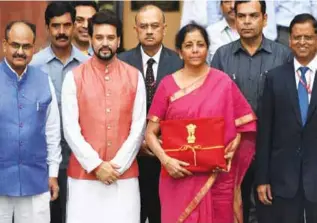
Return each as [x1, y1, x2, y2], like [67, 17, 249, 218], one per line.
[7, 41, 34, 51]
[292, 35, 316, 42]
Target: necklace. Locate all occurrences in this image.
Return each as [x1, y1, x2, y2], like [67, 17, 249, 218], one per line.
[178, 68, 210, 93]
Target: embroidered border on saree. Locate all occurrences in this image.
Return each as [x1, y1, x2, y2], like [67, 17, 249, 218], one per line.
[235, 113, 256, 127]
[170, 73, 208, 102]
[177, 172, 218, 223]
[148, 115, 160, 123]
[176, 133, 241, 223]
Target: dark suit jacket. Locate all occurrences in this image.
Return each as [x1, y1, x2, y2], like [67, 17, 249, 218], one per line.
[256, 61, 317, 202]
[118, 44, 183, 93]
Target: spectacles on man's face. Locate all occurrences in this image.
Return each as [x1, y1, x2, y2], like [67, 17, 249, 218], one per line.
[7, 41, 34, 51]
[292, 35, 317, 42]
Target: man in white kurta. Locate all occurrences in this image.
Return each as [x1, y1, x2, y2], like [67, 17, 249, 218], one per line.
[61, 11, 146, 223]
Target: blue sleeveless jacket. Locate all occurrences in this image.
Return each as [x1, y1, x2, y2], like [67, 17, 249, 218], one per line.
[0, 61, 52, 196]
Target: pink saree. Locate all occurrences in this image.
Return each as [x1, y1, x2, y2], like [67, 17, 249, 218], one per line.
[148, 68, 256, 223]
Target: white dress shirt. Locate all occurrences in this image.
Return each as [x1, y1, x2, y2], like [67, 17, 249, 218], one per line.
[181, 0, 211, 28]
[141, 45, 162, 81]
[206, 18, 240, 63]
[5, 59, 62, 177]
[276, 0, 317, 27]
[61, 70, 146, 174]
[294, 54, 317, 103]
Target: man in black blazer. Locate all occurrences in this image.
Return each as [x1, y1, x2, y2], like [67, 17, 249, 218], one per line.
[118, 4, 182, 223]
[256, 13, 317, 223]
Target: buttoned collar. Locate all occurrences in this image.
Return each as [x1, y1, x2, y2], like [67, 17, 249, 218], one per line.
[4, 58, 28, 80]
[233, 36, 273, 55]
[140, 45, 162, 67]
[44, 44, 87, 64]
[294, 54, 317, 73]
[219, 18, 232, 33]
[90, 54, 119, 73]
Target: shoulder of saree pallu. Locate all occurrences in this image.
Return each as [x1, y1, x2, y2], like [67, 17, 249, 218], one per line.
[235, 113, 257, 127]
[170, 89, 185, 102]
[147, 115, 160, 123]
[170, 71, 209, 102]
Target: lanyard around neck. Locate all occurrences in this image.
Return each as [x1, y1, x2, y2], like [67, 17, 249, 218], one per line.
[297, 69, 312, 94]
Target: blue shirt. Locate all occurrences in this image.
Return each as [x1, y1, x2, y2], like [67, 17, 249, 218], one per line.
[31, 45, 89, 169]
[73, 45, 94, 56]
[31, 45, 89, 105]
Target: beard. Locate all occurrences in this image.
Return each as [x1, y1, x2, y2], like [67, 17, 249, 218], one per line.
[94, 46, 115, 61]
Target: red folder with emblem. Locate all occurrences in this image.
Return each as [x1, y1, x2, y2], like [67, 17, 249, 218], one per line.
[160, 117, 226, 175]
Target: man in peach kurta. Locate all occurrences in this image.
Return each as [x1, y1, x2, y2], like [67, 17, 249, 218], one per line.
[61, 11, 146, 223]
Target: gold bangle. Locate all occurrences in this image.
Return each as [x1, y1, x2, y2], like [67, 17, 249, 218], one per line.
[163, 156, 171, 166]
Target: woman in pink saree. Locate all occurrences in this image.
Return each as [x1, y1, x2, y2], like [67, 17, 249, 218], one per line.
[145, 24, 256, 223]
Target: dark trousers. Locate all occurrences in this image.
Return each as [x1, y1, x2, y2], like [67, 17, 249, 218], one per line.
[257, 177, 317, 223]
[138, 156, 161, 223]
[50, 169, 67, 223]
[270, 185, 317, 223]
[241, 160, 255, 223]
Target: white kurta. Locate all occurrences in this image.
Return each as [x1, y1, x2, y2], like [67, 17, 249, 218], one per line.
[61, 69, 146, 223]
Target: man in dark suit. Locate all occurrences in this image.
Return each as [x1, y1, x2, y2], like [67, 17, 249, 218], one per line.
[256, 13, 317, 223]
[118, 4, 182, 223]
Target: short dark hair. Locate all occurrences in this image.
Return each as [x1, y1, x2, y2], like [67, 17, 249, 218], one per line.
[45, 2, 76, 26]
[289, 13, 317, 34]
[88, 10, 122, 37]
[234, 0, 266, 15]
[72, 1, 99, 12]
[175, 23, 210, 50]
[5, 20, 36, 43]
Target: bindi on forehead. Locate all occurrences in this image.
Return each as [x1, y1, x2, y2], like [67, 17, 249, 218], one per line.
[185, 30, 204, 38]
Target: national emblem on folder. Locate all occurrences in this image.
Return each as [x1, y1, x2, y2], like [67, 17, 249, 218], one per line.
[160, 117, 226, 176]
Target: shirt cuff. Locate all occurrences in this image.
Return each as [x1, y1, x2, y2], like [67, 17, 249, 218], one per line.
[110, 158, 124, 175]
[86, 158, 103, 173]
[49, 164, 60, 178]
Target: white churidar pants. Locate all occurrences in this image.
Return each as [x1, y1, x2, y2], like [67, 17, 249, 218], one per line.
[0, 191, 50, 223]
[66, 177, 140, 223]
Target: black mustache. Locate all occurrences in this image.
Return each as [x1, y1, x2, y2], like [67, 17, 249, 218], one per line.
[56, 35, 69, 40]
[13, 53, 26, 59]
[99, 46, 112, 52]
